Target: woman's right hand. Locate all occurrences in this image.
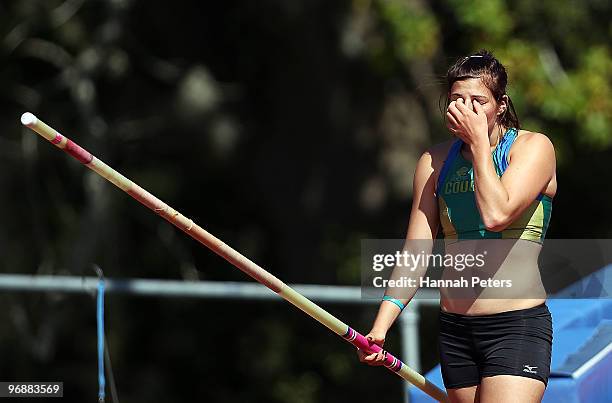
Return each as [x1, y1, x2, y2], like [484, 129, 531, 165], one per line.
[356, 330, 387, 366]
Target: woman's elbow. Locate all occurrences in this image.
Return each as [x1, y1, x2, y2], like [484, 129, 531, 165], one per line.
[482, 214, 511, 232]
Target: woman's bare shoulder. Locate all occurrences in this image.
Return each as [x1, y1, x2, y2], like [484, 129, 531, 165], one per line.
[513, 130, 555, 157]
[515, 129, 553, 144]
[422, 139, 456, 171]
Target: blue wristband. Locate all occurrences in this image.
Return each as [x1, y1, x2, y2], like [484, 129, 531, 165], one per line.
[382, 295, 405, 311]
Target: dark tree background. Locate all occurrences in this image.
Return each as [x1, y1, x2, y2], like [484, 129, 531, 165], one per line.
[0, 0, 610, 402]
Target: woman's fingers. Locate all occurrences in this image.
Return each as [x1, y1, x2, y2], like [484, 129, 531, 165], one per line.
[473, 99, 484, 115]
[456, 97, 474, 113]
[366, 334, 385, 345]
[452, 98, 478, 118]
[361, 350, 387, 366]
[447, 112, 465, 140]
[375, 350, 387, 362]
[446, 111, 459, 129]
[447, 101, 463, 123]
[448, 99, 483, 141]
[357, 331, 388, 366]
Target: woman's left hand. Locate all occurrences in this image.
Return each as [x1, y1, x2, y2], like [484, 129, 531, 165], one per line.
[446, 98, 489, 147]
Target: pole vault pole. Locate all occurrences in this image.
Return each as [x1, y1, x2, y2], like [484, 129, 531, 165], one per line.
[21, 112, 447, 402]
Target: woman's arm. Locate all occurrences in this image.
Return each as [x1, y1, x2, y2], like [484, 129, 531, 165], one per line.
[471, 131, 555, 231]
[372, 147, 441, 328]
[359, 146, 441, 365]
[448, 98, 556, 232]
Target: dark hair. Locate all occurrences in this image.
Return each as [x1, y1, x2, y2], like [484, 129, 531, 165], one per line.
[442, 49, 520, 130]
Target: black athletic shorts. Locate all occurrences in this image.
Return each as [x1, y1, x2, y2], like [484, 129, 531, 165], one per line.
[438, 303, 553, 389]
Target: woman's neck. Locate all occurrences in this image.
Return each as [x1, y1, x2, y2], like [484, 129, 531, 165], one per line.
[488, 124, 508, 149]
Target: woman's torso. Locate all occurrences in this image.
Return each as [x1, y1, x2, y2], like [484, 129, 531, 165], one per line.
[433, 129, 556, 315]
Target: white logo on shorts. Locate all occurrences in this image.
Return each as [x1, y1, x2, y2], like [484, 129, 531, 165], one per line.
[523, 365, 538, 374]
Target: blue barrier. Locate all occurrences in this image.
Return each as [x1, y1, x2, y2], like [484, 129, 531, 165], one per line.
[408, 265, 612, 403]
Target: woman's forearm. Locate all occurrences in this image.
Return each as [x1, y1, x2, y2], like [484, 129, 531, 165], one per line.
[370, 240, 432, 333]
[371, 301, 404, 333]
[471, 145, 511, 230]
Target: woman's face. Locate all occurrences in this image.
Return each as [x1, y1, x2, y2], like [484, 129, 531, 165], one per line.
[447, 77, 506, 134]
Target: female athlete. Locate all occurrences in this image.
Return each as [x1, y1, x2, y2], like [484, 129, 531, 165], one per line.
[358, 49, 557, 403]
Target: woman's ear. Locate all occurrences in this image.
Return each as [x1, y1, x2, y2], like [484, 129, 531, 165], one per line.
[497, 94, 509, 116]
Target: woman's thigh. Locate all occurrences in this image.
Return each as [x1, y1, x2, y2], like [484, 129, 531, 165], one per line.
[480, 375, 545, 403]
[448, 385, 480, 403]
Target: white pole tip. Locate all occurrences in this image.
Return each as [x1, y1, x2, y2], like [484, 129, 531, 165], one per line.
[21, 112, 38, 127]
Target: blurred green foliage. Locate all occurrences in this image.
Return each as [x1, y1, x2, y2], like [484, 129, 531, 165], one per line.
[0, 0, 610, 402]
